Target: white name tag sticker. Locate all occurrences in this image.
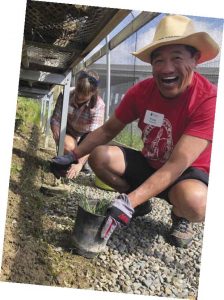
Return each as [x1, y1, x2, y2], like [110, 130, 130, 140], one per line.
[144, 110, 164, 127]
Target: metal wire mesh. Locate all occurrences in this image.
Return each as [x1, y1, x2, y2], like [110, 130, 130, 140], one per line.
[23, 1, 119, 73]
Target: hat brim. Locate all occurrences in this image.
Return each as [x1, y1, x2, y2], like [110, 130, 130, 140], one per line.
[132, 32, 219, 64]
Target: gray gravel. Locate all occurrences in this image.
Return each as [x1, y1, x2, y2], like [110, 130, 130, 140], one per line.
[68, 173, 203, 299]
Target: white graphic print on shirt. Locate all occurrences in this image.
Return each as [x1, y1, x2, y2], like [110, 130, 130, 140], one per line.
[142, 118, 173, 163]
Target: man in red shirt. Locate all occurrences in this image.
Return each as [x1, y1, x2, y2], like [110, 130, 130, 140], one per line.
[53, 15, 219, 248]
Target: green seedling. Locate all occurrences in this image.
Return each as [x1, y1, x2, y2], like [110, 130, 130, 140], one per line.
[79, 193, 110, 216]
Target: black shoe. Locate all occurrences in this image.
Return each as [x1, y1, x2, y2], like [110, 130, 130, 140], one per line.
[82, 161, 93, 175]
[132, 201, 152, 218]
[169, 211, 193, 248]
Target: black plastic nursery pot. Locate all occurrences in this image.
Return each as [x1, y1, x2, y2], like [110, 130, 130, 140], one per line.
[71, 205, 107, 259]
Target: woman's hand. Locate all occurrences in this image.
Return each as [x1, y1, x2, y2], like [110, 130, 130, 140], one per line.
[66, 163, 83, 179]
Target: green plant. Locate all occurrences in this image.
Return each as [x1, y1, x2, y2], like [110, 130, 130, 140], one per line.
[15, 97, 41, 132]
[79, 194, 110, 215]
[94, 198, 111, 215]
[10, 163, 22, 175]
[114, 124, 143, 150]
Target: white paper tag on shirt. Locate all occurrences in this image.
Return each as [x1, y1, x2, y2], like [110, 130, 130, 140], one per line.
[68, 105, 74, 114]
[144, 110, 164, 127]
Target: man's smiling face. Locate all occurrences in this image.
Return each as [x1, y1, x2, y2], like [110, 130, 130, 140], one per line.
[151, 44, 200, 98]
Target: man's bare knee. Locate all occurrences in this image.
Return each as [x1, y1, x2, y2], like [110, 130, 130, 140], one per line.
[89, 146, 127, 193]
[169, 179, 207, 222]
[88, 145, 109, 171]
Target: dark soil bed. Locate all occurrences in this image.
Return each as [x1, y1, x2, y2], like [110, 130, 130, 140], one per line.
[0, 125, 103, 289]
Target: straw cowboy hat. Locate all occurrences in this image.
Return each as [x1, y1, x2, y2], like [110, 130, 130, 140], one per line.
[132, 14, 219, 64]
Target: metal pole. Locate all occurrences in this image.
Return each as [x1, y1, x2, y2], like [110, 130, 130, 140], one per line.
[44, 92, 53, 149]
[105, 35, 111, 121]
[42, 96, 47, 133]
[40, 97, 44, 128]
[58, 71, 72, 156]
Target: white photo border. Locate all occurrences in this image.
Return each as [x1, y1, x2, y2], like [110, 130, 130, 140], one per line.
[1, 1, 223, 300]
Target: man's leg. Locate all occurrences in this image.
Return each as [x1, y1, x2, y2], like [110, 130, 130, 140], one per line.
[89, 145, 152, 217]
[88, 145, 130, 193]
[168, 179, 207, 222]
[168, 179, 207, 247]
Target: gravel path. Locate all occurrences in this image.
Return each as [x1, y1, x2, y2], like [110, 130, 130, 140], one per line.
[1, 129, 201, 299]
[68, 173, 203, 299]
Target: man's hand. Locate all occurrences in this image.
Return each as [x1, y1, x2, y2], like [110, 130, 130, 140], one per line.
[101, 194, 134, 241]
[52, 151, 78, 165]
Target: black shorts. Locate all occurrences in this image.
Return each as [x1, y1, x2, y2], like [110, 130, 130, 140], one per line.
[119, 146, 209, 202]
[77, 132, 89, 145]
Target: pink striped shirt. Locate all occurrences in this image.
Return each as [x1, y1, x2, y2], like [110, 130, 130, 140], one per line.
[51, 89, 105, 138]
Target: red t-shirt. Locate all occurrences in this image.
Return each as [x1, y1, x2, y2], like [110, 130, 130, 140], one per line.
[115, 72, 217, 174]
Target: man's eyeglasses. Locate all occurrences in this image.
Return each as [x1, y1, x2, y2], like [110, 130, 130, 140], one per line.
[78, 71, 99, 87]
